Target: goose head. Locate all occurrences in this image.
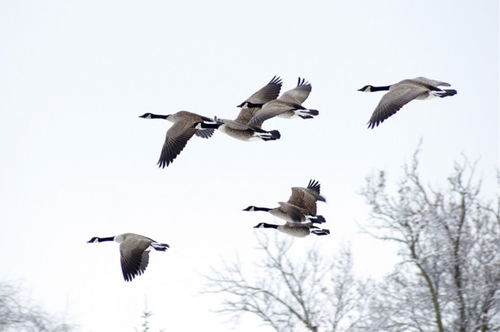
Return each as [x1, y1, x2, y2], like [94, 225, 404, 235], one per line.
[357, 85, 374, 92]
[139, 113, 170, 119]
[87, 237, 100, 243]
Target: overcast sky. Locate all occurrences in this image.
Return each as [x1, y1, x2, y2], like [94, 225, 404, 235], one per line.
[0, 1, 498, 331]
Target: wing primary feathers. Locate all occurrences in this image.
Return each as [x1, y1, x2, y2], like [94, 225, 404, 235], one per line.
[297, 77, 309, 87]
[270, 75, 282, 85]
[307, 179, 321, 193]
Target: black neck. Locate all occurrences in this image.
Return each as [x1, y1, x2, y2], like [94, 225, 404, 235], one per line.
[370, 85, 391, 91]
[238, 101, 264, 108]
[97, 236, 115, 242]
[149, 113, 169, 119]
[254, 206, 271, 212]
[260, 223, 278, 229]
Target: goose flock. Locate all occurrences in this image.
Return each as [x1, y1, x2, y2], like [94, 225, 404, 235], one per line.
[89, 75, 457, 281]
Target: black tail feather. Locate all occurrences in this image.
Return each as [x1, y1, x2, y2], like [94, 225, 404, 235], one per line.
[439, 89, 457, 97]
[151, 243, 170, 251]
[311, 228, 330, 236]
[309, 215, 326, 224]
[269, 130, 281, 139]
[307, 179, 321, 193]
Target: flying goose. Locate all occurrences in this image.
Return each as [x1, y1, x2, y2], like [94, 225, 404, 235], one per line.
[358, 77, 457, 128]
[195, 76, 282, 141]
[253, 222, 330, 238]
[197, 117, 281, 141]
[247, 77, 319, 126]
[243, 179, 326, 224]
[139, 111, 216, 168]
[87, 233, 169, 282]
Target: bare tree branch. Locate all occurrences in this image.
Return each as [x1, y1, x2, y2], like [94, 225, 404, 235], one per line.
[203, 234, 371, 332]
[361, 150, 500, 332]
[0, 282, 74, 332]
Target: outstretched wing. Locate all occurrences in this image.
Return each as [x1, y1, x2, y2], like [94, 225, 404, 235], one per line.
[239, 76, 283, 106]
[367, 85, 428, 129]
[278, 77, 312, 105]
[413, 77, 451, 87]
[119, 238, 152, 282]
[157, 120, 197, 168]
[195, 128, 215, 139]
[287, 188, 317, 215]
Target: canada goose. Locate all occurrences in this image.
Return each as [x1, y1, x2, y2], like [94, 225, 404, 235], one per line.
[243, 179, 326, 224]
[253, 222, 330, 238]
[247, 77, 319, 126]
[195, 76, 282, 141]
[87, 233, 169, 282]
[196, 117, 281, 141]
[358, 77, 457, 128]
[139, 111, 216, 167]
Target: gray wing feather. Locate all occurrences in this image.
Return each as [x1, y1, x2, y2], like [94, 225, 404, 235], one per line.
[243, 76, 283, 105]
[248, 100, 298, 126]
[120, 238, 152, 282]
[222, 119, 263, 131]
[195, 129, 215, 139]
[306, 179, 326, 202]
[368, 85, 428, 128]
[288, 188, 317, 215]
[278, 77, 312, 104]
[413, 77, 451, 87]
[157, 120, 197, 168]
[235, 106, 260, 125]
[278, 202, 304, 223]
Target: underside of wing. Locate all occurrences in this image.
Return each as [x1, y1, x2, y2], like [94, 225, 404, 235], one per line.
[120, 239, 151, 282]
[367, 85, 428, 129]
[157, 120, 197, 168]
[195, 128, 215, 139]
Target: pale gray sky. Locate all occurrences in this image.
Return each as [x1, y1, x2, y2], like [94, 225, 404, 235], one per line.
[0, 0, 498, 331]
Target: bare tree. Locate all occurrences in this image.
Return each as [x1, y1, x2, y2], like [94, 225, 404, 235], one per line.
[204, 234, 371, 332]
[360, 149, 500, 332]
[0, 282, 74, 332]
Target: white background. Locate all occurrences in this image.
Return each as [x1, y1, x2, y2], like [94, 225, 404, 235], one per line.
[0, 1, 498, 331]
